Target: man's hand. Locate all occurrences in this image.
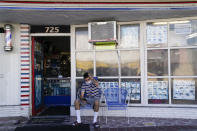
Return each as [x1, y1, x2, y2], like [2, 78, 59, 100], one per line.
[80, 97, 87, 105]
[94, 80, 99, 87]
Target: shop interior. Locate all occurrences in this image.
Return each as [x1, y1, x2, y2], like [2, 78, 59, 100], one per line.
[33, 36, 71, 116]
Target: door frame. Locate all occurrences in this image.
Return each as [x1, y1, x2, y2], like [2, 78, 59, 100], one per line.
[30, 33, 71, 116]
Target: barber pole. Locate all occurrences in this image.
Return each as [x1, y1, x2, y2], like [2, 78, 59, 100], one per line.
[4, 24, 13, 51]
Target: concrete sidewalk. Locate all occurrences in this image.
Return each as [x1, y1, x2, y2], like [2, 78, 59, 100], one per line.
[69, 116, 197, 131]
[1, 116, 197, 131]
[0, 117, 28, 131]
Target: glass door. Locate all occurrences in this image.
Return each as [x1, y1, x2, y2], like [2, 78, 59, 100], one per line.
[32, 37, 44, 115]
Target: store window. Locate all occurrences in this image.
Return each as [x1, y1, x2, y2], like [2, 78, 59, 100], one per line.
[172, 78, 197, 104]
[75, 25, 142, 104]
[146, 22, 169, 104]
[96, 51, 119, 76]
[75, 19, 197, 106]
[169, 20, 197, 105]
[169, 20, 197, 47]
[75, 27, 93, 50]
[119, 24, 140, 48]
[146, 19, 197, 105]
[76, 52, 93, 77]
[171, 48, 197, 76]
[121, 79, 141, 104]
[98, 79, 119, 104]
[147, 49, 168, 76]
[147, 23, 168, 48]
[148, 78, 169, 104]
[120, 50, 140, 76]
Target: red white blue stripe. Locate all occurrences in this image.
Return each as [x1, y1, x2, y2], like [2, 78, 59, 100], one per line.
[20, 24, 30, 106]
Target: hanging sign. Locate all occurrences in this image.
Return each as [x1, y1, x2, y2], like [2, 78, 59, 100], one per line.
[31, 25, 70, 33]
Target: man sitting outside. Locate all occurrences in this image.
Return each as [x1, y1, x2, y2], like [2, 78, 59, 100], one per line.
[73, 72, 101, 128]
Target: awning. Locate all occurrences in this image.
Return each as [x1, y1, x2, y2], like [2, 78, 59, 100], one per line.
[1, 1, 197, 25]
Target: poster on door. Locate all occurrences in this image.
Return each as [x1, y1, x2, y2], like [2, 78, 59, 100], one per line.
[35, 75, 42, 108]
[148, 81, 168, 99]
[173, 80, 195, 100]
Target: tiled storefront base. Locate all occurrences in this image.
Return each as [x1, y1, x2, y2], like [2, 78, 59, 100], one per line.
[0, 106, 29, 117]
[70, 106, 197, 119]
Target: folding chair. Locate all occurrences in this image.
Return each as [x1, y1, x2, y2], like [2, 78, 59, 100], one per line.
[104, 88, 129, 124]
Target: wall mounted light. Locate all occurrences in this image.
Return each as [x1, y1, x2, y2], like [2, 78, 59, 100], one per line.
[4, 24, 13, 51]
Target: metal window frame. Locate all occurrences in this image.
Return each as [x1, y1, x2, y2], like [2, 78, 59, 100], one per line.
[72, 17, 197, 107]
[144, 19, 197, 107]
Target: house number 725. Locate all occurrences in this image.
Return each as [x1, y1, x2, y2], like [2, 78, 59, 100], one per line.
[45, 27, 60, 33]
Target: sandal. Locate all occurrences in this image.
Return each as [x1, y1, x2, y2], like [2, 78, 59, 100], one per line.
[72, 121, 82, 126]
[93, 122, 100, 128]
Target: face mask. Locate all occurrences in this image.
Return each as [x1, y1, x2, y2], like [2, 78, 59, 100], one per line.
[86, 80, 92, 84]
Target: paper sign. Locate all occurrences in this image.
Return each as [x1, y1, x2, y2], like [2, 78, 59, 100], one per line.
[173, 80, 195, 100]
[148, 81, 168, 100]
[147, 25, 167, 44]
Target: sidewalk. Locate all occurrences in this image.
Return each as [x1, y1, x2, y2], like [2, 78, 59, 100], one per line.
[0, 117, 28, 131]
[1, 116, 197, 131]
[70, 116, 197, 131]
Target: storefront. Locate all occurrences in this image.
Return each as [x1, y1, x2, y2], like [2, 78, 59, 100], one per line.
[73, 20, 197, 118]
[0, 0, 197, 119]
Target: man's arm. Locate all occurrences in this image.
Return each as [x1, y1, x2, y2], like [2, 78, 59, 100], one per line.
[89, 75, 99, 87]
[80, 91, 85, 99]
[93, 80, 99, 87]
[80, 84, 86, 100]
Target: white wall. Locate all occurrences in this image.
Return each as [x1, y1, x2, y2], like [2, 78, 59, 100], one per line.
[0, 24, 21, 106]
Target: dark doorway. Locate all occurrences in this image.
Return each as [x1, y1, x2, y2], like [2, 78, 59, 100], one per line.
[32, 36, 71, 116]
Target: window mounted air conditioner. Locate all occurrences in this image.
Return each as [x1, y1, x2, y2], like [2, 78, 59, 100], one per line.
[88, 21, 117, 44]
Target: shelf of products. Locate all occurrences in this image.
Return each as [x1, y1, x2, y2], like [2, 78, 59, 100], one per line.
[44, 78, 71, 96]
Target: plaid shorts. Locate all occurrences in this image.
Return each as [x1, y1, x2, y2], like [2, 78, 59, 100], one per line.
[78, 96, 100, 107]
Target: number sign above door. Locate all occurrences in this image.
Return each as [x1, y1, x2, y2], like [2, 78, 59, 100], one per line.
[31, 25, 70, 33]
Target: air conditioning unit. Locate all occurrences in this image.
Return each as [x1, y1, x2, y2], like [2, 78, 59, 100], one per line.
[88, 21, 117, 44]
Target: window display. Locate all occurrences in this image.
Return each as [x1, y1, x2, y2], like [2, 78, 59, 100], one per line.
[119, 24, 140, 48]
[98, 79, 141, 104]
[97, 79, 118, 104]
[148, 81, 168, 100]
[148, 79, 169, 104]
[74, 20, 197, 106]
[147, 23, 167, 47]
[173, 80, 195, 100]
[44, 78, 70, 96]
[121, 81, 141, 103]
[172, 78, 197, 104]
